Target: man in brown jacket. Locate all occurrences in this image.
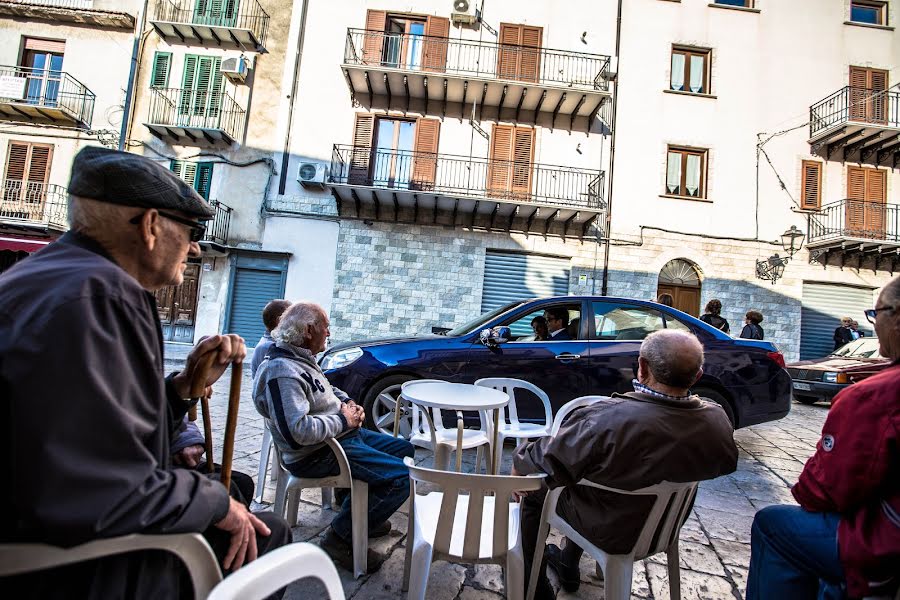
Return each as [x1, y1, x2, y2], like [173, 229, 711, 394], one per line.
[513, 329, 739, 598]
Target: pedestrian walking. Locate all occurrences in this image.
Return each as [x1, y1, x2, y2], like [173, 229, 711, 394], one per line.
[740, 310, 764, 340]
[700, 299, 730, 333]
[833, 317, 853, 349]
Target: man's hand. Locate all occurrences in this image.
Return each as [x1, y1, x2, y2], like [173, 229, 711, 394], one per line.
[173, 444, 205, 468]
[173, 335, 246, 398]
[346, 400, 366, 424]
[510, 465, 533, 502]
[214, 497, 271, 571]
[341, 401, 364, 429]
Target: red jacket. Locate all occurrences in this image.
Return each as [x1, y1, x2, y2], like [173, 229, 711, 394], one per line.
[792, 363, 900, 598]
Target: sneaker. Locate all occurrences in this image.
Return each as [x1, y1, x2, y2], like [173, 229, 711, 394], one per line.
[368, 520, 392, 538]
[319, 528, 387, 574]
[546, 543, 581, 593]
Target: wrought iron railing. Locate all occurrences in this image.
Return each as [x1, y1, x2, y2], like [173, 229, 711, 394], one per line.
[810, 86, 900, 138]
[1, 180, 68, 229]
[807, 199, 900, 243]
[0, 65, 95, 126]
[204, 198, 232, 244]
[330, 145, 604, 210]
[152, 0, 269, 47]
[3, 0, 94, 7]
[146, 87, 245, 142]
[344, 28, 612, 92]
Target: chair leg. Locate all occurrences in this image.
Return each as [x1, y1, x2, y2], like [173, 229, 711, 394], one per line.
[406, 541, 434, 600]
[667, 541, 682, 600]
[525, 516, 553, 600]
[350, 481, 369, 579]
[506, 547, 525, 600]
[255, 428, 272, 502]
[475, 446, 484, 474]
[434, 444, 451, 471]
[603, 557, 634, 600]
[321, 487, 334, 510]
[273, 468, 288, 519]
[285, 488, 301, 528]
[402, 498, 415, 592]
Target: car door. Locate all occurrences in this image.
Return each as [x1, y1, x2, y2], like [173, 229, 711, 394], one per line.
[461, 300, 592, 420]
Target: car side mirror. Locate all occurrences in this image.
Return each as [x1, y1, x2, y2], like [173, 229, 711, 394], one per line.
[479, 326, 511, 346]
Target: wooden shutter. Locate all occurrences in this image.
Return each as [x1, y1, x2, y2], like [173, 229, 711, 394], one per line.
[849, 66, 869, 121]
[349, 113, 375, 184]
[865, 168, 886, 237]
[24, 38, 65, 53]
[511, 127, 535, 198]
[150, 52, 172, 88]
[870, 69, 888, 124]
[179, 55, 198, 116]
[4, 142, 52, 204]
[422, 16, 450, 73]
[195, 162, 213, 199]
[411, 118, 440, 190]
[800, 161, 822, 210]
[362, 10, 387, 65]
[518, 26, 543, 83]
[846, 166, 870, 235]
[487, 124, 514, 196]
[497, 24, 521, 80]
[497, 24, 543, 83]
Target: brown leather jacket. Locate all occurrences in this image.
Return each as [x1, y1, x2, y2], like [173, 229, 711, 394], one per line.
[514, 391, 738, 554]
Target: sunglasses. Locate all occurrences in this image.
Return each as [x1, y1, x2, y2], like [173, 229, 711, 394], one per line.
[864, 305, 895, 325]
[130, 211, 207, 243]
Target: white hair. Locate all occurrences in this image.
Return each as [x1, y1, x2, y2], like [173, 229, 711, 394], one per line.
[640, 329, 704, 388]
[272, 302, 326, 348]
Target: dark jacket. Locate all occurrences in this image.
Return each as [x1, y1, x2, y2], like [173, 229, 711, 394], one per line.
[834, 326, 854, 350]
[740, 323, 764, 340]
[700, 313, 730, 333]
[0, 231, 229, 599]
[514, 391, 738, 554]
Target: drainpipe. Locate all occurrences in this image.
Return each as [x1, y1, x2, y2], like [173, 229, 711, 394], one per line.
[119, 0, 149, 151]
[599, 0, 623, 296]
[277, 0, 310, 195]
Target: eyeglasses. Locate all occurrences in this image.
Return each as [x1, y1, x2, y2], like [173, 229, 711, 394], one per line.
[864, 305, 895, 325]
[130, 211, 207, 243]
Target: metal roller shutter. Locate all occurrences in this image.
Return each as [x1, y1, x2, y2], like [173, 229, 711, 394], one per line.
[481, 251, 570, 313]
[226, 268, 284, 344]
[800, 282, 875, 360]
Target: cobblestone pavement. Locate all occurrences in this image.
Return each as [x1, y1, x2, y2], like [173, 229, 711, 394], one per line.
[165, 346, 826, 600]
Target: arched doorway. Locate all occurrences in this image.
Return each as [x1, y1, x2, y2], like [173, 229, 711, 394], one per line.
[657, 259, 701, 316]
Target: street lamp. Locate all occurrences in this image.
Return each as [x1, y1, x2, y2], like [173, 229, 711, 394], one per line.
[780, 225, 805, 258]
[756, 226, 805, 285]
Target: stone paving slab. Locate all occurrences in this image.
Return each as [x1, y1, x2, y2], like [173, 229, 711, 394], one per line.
[166, 349, 827, 599]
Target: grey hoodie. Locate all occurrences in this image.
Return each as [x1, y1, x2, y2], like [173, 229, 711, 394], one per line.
[252, 341, 353, 465]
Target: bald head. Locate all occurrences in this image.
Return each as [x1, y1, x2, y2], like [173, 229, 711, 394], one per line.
[875, 277, 900, 360]
[639, 330, 705, 391]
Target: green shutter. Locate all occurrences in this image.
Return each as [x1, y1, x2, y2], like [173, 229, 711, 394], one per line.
[195, 0, 238, 27]
[179, 55, 198, 116]
[170, 160, 198, 188]
[195, 162, 213, 199]
[150, 52, 171, 88]
[182, 55, 222, 118]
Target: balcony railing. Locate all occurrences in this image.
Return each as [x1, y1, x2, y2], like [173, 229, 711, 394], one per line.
[1, 180, 68, 230]
[3, 0, 94, 7]
[810, 86, 900, 138]
[204, 198, 232, 245]
[152, 0, 269, 48]
[330, 145, 604, 210]
[344, 29, 611, 92]
[0, 65, 95, 126]
[808, 199, 900, 244]
[146, 87, 245, 143]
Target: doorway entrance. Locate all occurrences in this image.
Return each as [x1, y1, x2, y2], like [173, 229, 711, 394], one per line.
[657, 259, 701, 316]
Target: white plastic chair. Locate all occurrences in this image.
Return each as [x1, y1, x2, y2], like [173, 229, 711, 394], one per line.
[525, 396, 699, 600]
[272, 438, 369, 578]
[208, 542, 345, 600]
[254, 427, 279, 503]
[401, 456, 546, 600]
[0, 533, 221, 598]
[402, 379, 493, 472]
[474, 378, 553, 472]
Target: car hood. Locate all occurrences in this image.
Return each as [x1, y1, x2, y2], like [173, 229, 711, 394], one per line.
[787, 356, 888, 371]
[326, 334, 449, 354]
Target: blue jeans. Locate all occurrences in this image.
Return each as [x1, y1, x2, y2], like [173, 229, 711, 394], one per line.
[286, 428, 415, 542]
[747, 505, 846, 600]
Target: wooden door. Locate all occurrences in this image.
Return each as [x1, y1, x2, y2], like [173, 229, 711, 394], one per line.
[846, 166, 886, 239]
[497, 24, 543, 83]
[849, 66, 888, 124]
[411, 117, 440, 190]
[657, 284, 701, 317]
[155, 263, 200, 341]
[487, 125, 534, 199]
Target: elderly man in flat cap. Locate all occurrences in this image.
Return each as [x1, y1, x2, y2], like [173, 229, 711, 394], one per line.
[0, 147, 289, 598]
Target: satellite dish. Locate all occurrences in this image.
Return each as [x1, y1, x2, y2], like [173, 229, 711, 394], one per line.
[454, 0, 470, 12]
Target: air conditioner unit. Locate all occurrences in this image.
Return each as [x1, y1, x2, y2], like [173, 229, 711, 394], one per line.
[221, 56, 249, 83]
[450, 0, 479, 28]
[297, 162, 328, 188]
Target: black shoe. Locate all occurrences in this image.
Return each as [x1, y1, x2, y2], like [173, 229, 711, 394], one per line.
[319, 528, 387, 574]
[546, 543, 580, 593]
[368, 520, 392, 538]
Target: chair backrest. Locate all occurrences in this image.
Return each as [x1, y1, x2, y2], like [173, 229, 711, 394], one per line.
[474, 378, 552, 428]
[404, 456, 545, 562]
[208, 542, 344, 600]
[0, 533, 222, 598]
[550, 395, 608, 435]
[574, 478, 698, 559]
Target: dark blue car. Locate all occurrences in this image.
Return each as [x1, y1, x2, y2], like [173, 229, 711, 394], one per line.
[320, 296, 792, 434]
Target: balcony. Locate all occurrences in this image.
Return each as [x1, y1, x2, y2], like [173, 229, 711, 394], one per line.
[328, 144, 605, 239]
[0, 1, 135, 28]
[150, 0, 269, 52]
[342, 29, 612, 133]
[144, 87, 245, 146]
[0, 65, 94, 128]
[201, 198, 232, 250]
[1, 180, 68, 232]
[807, 199, 900, 271]
[809, 86, 900, 167]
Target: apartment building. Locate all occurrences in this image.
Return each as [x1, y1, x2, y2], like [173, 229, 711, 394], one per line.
[0, 0, 140, 271]
[263, 0, 617, 343]
[606, 0, 898, 360]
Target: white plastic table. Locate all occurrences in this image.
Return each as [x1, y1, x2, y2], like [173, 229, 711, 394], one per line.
[398, 382, 509, 473]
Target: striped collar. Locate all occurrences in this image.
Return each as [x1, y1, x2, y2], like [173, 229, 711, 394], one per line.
[631, 379, 694, 402]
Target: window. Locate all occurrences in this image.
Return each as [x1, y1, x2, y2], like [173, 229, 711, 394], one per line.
[592, 303, 676, 341]
[488, 124, 535, 199]
[670, 47, 710, 94]
[150, 52, 172, 88]
[665, 146, 707, 199]
[347, 113, 441, 189]
[801, 161, 822, 210]
[362, 10, 450, 72]
[498, 23, 544, 83]
[170, 160, 213, 199]
[850, 1, 887, 25]
[180, 55, 222, 117]
[506, 304, 582, 340]
[849, 66, 889, 124]
[21, 38, 65, 106]
[3, 141, 53, 204]
[846, 166, 886, 237]
[713, 0, 753, 6]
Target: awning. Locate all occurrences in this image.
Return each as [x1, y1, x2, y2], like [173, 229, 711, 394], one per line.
[0, 236, 51, 253]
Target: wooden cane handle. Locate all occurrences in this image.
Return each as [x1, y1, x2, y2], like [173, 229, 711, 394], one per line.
[190, 351, 217, 400]
[220, 361, 242, 491]
[188, 405, 197, 422]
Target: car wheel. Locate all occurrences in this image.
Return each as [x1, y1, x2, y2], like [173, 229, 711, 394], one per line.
[363, 374, 415, 437]
[795, 396, 819, 405]
[694, 388, 736, 429]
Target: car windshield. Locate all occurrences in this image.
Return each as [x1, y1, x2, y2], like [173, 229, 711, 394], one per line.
[831, 338, 883, 359]
[446, 302, 525, 336]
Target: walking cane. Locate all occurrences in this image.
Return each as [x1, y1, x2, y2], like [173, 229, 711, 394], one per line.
[219, 361, 243, 491]
[190, 352, 217, 474]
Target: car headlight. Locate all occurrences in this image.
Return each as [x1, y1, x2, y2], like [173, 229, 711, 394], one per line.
[822, 372, 849, 384]
[320, 347, 363, 371]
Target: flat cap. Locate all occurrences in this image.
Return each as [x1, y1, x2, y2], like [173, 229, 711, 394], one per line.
[68, 146, 214, 219]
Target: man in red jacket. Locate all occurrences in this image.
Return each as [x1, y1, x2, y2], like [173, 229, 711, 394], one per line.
[747, 276, 900, 599]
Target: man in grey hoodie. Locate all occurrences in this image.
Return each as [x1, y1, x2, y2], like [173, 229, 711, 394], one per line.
[253, 302, 415, 572]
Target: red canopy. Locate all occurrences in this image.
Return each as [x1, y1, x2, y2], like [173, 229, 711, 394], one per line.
[0, 236, 52, 253]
